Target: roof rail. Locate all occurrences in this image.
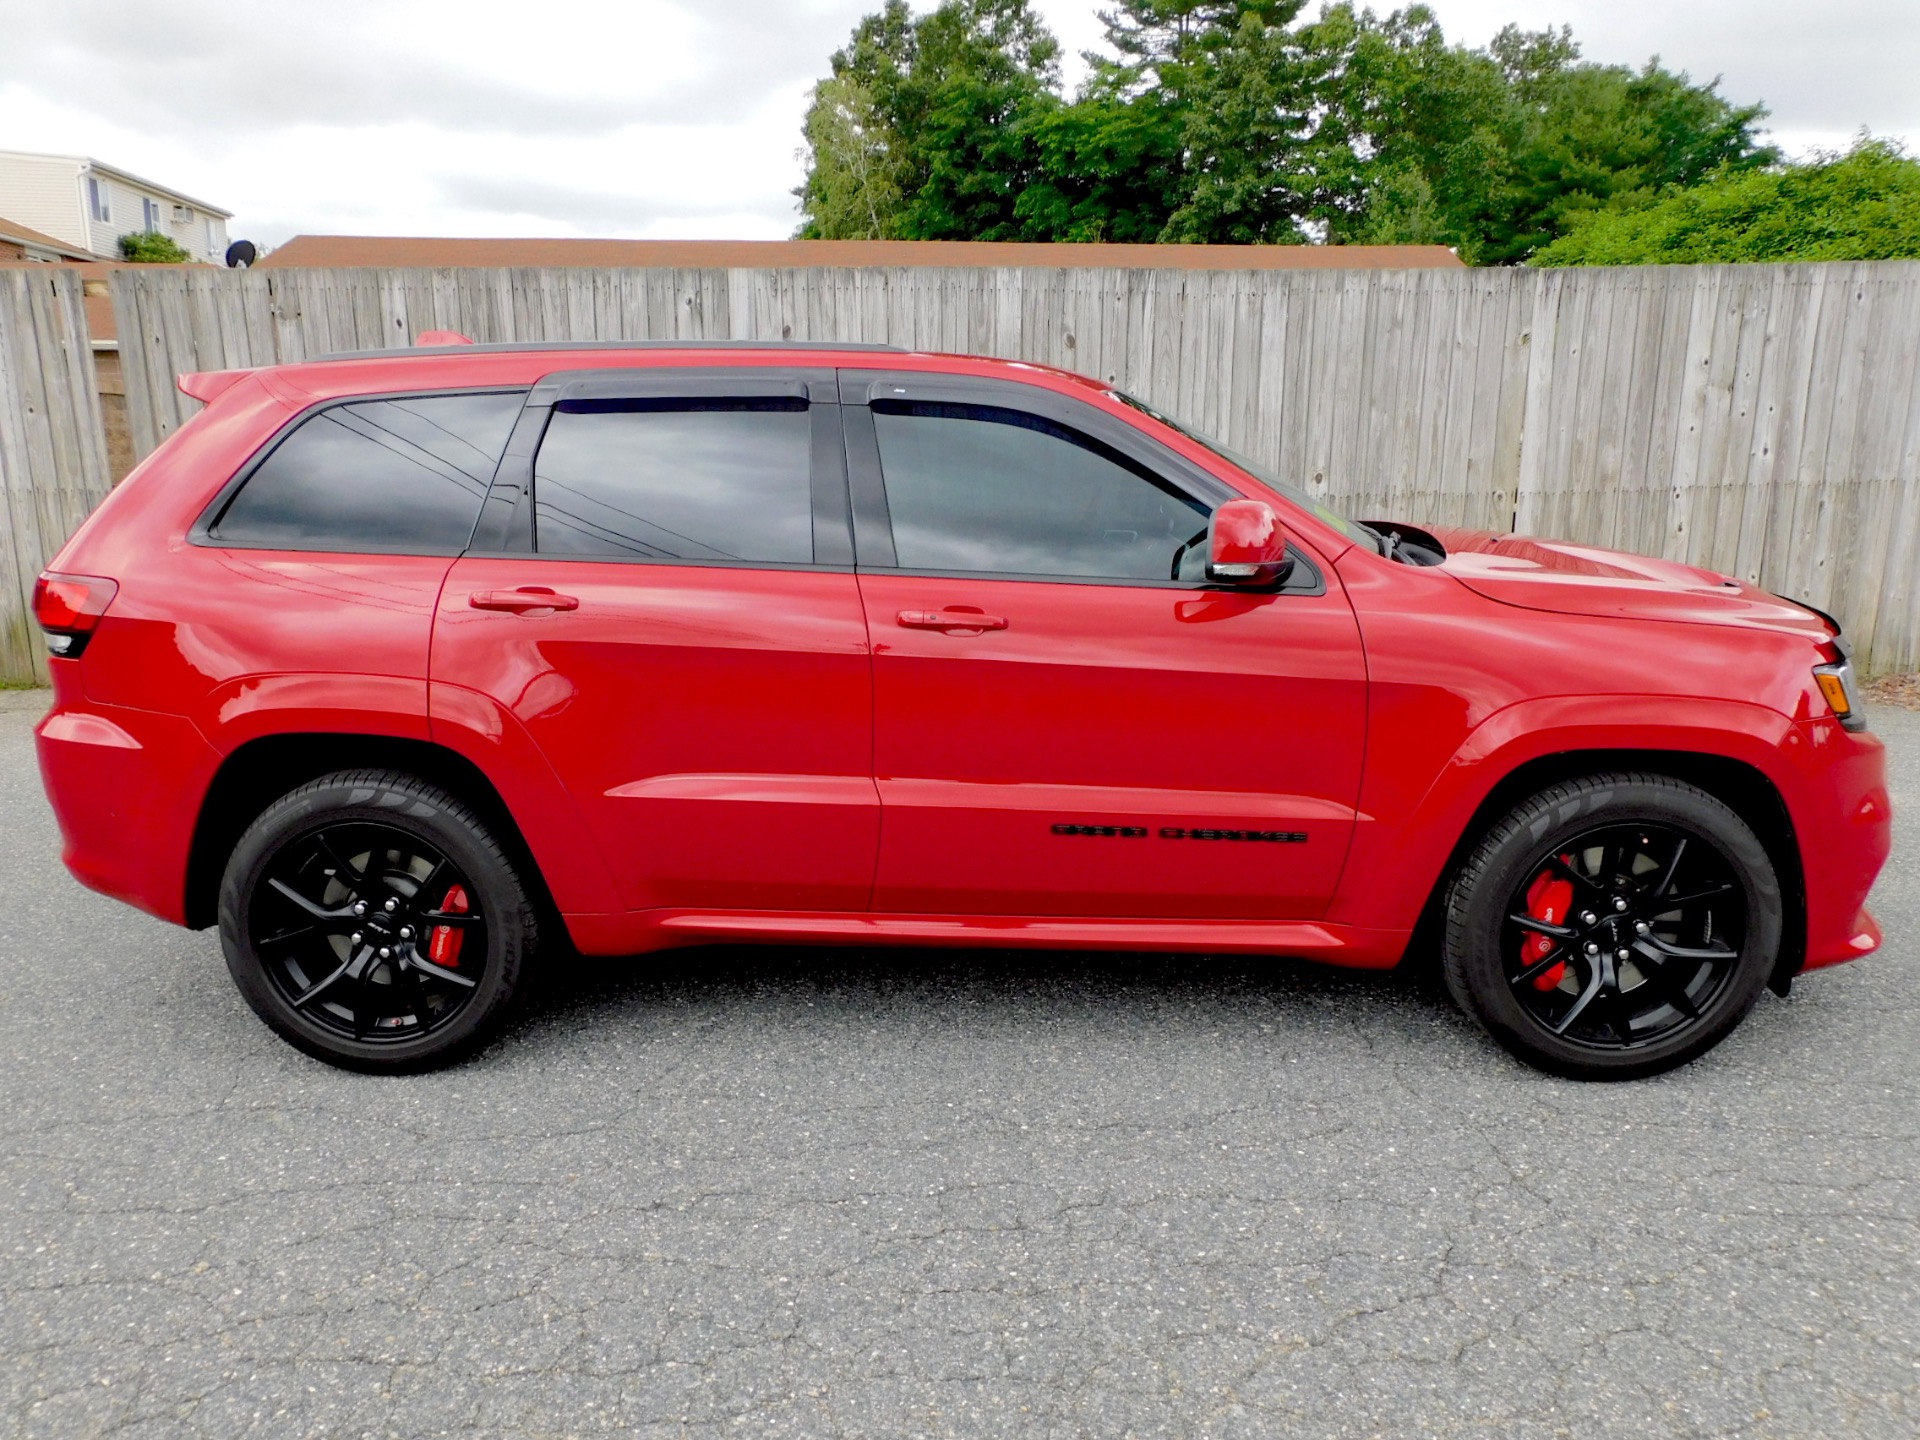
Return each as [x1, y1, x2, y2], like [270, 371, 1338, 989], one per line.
[312, 338, 909, 362]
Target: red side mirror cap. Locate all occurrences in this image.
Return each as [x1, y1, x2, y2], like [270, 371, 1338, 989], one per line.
[1207, 500, 1293, 586]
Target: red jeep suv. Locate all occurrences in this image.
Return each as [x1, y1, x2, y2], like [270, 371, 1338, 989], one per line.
[34, 341, 1890, 1078]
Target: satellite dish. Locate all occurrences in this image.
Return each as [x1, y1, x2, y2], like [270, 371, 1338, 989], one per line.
[225, 240, 257, 269]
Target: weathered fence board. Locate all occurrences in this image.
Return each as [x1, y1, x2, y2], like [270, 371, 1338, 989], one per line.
[0, 268, 109, 683]
[100, 259, 1920, 671]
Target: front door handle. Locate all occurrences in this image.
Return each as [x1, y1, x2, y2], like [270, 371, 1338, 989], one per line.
[896, 608, 1008, 632]
[469, 587, 580, 614]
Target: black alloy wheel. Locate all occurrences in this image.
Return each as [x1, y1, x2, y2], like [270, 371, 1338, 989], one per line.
[249, 822, 485, 1042]
[220, 771, 537, 1072]
[1501, 823, 1743, 1048]
[1444, 773, 1781, 1079]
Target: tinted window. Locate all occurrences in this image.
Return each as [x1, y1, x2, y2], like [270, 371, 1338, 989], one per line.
[533, 400, 813, 563]
[213, 391, 521, 552]
[872, 402, 1210, 580]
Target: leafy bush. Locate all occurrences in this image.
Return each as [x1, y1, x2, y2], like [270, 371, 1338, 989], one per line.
[117, 231, 194, 263]
[1533, 138, 1920, 265]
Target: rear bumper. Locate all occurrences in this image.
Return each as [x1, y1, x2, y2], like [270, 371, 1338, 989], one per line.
[1793, 720, 1892, 972]
[36, 674, 219, 926]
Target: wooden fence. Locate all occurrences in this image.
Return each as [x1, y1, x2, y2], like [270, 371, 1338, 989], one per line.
[0, 268, 110, 683]
[84, 259, 1920, 674]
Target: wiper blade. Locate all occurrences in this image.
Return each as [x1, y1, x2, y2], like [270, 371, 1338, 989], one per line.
[1355, 522, 1394, 558]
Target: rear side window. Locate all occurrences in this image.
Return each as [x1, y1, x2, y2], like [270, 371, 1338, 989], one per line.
[871, 401, 1209, 580]
[532, 399, 813, 563]
[211, 391, 523, 553]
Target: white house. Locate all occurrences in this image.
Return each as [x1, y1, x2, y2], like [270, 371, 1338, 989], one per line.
[0, 150, 232, 263]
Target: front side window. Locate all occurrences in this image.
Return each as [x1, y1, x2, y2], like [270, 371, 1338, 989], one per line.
[532, 399, 814, 563]
[871, 401, 1209, 581]
[211, 391, 522, 552]
[1112, 390, 1373, 549]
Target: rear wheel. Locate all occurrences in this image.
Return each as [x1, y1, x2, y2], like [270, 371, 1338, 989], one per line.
[1443, 773, 1780, 1080]
[219, 770, 537, 1072]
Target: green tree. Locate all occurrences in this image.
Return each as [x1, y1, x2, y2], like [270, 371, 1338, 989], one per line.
[1485, 54, 1777, 262]
[795, 73, 902, 240]
[1013, 94, 1186, 241]
[1533, 139, 1920, 265]
[795, 0, 1784, 262]
[1311, 6, 1774, 262]
[795, 0, 1059, 240]
[1157, 6, 1349, 243]
[117, 231, 193, 263]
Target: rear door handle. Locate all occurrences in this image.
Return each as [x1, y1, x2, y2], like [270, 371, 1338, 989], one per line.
[896, 608, 1008, 632]
[469, 587, 580, 614]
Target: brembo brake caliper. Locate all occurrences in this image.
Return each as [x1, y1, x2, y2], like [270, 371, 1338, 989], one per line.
[1521, 865, 1573, 990]
[426, 884, 471, 968]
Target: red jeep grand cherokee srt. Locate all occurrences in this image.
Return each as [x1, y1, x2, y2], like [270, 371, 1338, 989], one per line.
[34, 341, 1890, 1078]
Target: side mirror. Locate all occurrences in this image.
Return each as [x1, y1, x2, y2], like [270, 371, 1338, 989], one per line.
[1207, 499, 1294, 586]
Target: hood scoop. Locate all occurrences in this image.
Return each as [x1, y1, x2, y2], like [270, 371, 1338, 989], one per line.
[1423, 527, 1832, 640]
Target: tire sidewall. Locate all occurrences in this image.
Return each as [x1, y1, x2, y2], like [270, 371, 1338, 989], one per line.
[219, 775, 528, 1072]
[1449, 779, 1781, 1080]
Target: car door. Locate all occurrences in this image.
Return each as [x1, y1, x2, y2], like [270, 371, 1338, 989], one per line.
[431, 368, 879, 913]
[844, 371, 1368, 920]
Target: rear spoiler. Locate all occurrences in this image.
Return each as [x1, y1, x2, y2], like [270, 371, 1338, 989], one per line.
[177, 369, 255, 404]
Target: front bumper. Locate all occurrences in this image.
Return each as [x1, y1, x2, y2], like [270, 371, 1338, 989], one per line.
[1792, 718, 1891, 973]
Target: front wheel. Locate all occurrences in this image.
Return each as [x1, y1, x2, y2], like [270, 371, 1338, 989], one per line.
[219, 770, 539, 1072]
[1443, 773, 1782, 1080]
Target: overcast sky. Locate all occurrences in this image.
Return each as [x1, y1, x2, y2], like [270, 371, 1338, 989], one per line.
[0, 0, 1913, 249]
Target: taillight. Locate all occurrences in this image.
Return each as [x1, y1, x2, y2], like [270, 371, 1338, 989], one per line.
[32, 573, 118, 659]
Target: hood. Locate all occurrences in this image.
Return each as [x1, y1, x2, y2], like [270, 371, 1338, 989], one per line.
[1424, 527, 1836, 644]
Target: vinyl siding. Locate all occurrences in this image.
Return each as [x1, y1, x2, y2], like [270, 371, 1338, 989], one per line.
[0, 154, 88, 251]
[85, 172, 228, 262]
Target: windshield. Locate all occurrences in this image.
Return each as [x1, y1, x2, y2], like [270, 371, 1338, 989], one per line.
[1111, 391, 1380, 553]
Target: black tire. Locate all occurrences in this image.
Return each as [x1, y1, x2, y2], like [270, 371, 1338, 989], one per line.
[218, 770, 538, 1072]
[1443, 773, 1781, 1080]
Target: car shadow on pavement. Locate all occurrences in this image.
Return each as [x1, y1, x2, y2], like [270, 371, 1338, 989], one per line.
[507, 940, 1480, 1054]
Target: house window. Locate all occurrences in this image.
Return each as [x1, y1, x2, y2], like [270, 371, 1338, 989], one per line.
[87, 177, 110, 224]
[142, 197, 161, 232]
[206, 218, 218, 255]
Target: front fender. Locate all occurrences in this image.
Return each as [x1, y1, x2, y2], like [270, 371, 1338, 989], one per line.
[1325, 694, 1807, 938]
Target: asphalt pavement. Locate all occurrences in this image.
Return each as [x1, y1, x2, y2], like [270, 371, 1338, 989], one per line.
[4, 694, 1917, 1439]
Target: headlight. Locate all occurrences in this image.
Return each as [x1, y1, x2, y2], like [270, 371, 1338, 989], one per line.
[1813, 659, 1867, 732]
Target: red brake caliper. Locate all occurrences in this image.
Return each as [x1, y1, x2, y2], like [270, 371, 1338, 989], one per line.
[426, 884, 470, 969]
[1521, 865, 1573, 990]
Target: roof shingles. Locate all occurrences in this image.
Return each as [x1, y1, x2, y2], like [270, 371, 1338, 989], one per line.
[257, 236, 1464, 271]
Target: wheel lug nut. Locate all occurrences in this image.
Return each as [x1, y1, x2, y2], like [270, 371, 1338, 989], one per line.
[350, 931, 363, 945]
[1616, 948, 1632, 962]
[353, 901, 367, 916]
[384, 898, 398, 912]
[1613, 897, 1629, 912]
[1634, 920, 1650, 935]
[1580, 911, 1597, 925]
[379, 947, 391, 959]
[1584, 942, 1600, 956]
[399, 926, 413, 939]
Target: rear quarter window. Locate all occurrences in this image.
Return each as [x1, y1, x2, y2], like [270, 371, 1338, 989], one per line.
[209, 391, 524, 553]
